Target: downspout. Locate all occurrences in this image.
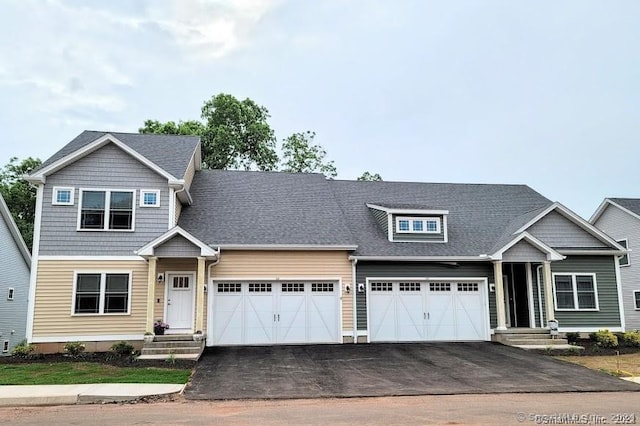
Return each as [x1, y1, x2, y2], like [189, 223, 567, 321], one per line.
[536, 265, 544, 328]
[205, 248, 221, 343]
[352, 258, 358, 344]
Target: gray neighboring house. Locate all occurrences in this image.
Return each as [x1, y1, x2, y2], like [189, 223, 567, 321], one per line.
[0, 192, 31, 355]
[591, 198, 640, 331]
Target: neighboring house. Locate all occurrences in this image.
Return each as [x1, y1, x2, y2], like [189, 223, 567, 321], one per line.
[591, 198, 640, 331]
[24, 131, 626, 352]
[0, 192, 31, 355]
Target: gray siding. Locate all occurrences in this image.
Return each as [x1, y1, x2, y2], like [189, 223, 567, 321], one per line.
[502, 240, 547, 262]
[368, 207, 388, 237]
[391, 214, 445, 242]
[528, 211, 606, 248]
[155, 235, 201, 257]
[39, 144, 170, 256]
[550, 256, 621, 328]
[355, 262, 496, 330]
[593, 205, 640, 330]
[0, 214, 30, 356]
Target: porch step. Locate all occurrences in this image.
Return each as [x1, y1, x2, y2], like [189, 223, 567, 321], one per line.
[513, 344, 584, 351]
[494, 328, 550, 335]
[141, 346, 203, 355]
[137, 353, 201, 360]
[138, 334, 205, 360]
[145, 341, 202, 349]
[153, 334, 194, 342]
[506, 338, 568, 345]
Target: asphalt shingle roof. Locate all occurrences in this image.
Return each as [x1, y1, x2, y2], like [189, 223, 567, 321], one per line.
[37, 131, 200, 179]
[610, 198, 640, 217]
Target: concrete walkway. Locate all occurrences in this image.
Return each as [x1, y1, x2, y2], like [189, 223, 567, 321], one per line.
[0, 383, 184, 406]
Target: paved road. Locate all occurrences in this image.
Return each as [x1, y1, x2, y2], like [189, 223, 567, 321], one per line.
[2, 392, 639, 425]
[185, 342, 639, 399]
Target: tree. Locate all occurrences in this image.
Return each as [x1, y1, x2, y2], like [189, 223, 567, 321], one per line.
[0, 157, 42, 250]
[357, 171, 382, 181]
[140, 94, 279, 171]
[281, 131, 337, 178]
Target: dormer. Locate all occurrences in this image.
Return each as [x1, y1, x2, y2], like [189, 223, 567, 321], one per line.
[366, 203, 449, 243]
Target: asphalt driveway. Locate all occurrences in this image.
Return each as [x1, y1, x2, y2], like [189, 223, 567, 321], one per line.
[184, 342, 640, 400]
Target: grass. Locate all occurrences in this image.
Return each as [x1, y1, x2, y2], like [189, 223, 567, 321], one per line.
[0, 362, 192, 385]
[557, 352, 640, 377]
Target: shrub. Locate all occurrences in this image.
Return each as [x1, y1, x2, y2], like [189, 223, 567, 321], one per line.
[12, 340, 35, 358]
[64, 342, 86, 357]
[592, 329, 618, 348]
[620, 331, 640, 348]
[110, 341, 135, 357]
[565, 332, 580, 344]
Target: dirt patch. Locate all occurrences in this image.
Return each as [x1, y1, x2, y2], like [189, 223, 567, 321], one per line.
[0, 352, 195, 369]
[558, 353, 640, 377]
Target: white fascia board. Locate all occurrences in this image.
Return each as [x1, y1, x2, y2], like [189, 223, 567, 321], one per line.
[490, 232, 564, 262]
[28, 134, 178, 182]
[169, 180, 193, 205]
[348, 255, 487, 262]
[515, 202, 625, 251]
[0, 193, 31, 265]
[219, 244, 358, 251]
[136, 226, 218, 257]
[366, 203, 449, 216]
[556, 249, 628, 256]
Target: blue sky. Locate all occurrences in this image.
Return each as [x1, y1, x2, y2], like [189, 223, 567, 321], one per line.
[1, 0, 638, 219]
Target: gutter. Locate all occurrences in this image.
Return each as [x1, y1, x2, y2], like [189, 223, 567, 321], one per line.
[169, 180, 193, 205]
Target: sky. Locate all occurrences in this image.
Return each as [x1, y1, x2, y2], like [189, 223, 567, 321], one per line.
[1, 0, 639, 219]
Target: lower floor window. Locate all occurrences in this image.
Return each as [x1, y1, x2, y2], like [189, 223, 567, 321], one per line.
[553, 273, 598, 310]
[74, 272, 131, 314]
[635, 290, 640, 310]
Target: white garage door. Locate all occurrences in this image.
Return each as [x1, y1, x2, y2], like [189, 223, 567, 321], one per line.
[210, 281, 340, 345]
[369, 280, 489, 342]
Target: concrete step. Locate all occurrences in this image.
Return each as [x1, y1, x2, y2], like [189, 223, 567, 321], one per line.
[145, 341, 202, 349]
[141, 347, 202, 355]
[514, 344, 584, 351]
[153, 334, 194, 342]
[507, 338, 568, 345]
[137, 353, 200, 360]
[494, 328, 550, 335]
[505, 334, 557, 340]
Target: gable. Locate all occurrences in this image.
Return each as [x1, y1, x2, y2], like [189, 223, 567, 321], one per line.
[528, 210, 606, 248]
[502, 240, 548, 262]
[154, 235, 202, 257]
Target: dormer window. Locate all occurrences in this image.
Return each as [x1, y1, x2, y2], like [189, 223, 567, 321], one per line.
[396, 217, 441, 234]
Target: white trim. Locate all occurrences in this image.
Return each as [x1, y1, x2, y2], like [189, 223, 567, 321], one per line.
[168, 187, 175, 229]
[349, 255, 487, 262]
[77, 188, 136, 232]
[26, 134, 179, 183]
[443, 215, 449, 243]
[31, 334, 144, 343]
[351, 258, 358, 344]
[211, 276, 344, 283]
[342, 330, 354, 337]
[39, 255, 144, 261]
[558, 327, 623, 333]
[614, 257, 626, 331]
[634, 290, 640, 311]
[218, 244, 358, 251]
[526, 263, 535, 328]
[557, 249, 627, 256]
[366, 204, 449, 216]
[356, 330, 368, 336]
[139, 190, 161, 208]
[490, 232, 564, 261]
[136, 226, 218, 257]
[516, 202, 625, 251]
[536, 265, 544, 327]
[164, 271, 197, 333]
[617, 238, 630, 267]
[395, 216, 441, 234]
[7, 287, 14, 301]
[52, 186, 74, 206]
[387, 214, 393, 242]
[71, 270, 132, 315]
[591, 198, 640, 224]
[26, 184, 43, 342]
[552, 272, 600, 311]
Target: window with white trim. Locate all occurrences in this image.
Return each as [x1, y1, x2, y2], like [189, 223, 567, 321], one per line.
[140, 190, 160, 207]
[52, 187, 74, 205]
[2, 341, 8, 353]
[7, 287, 14, 301]
[553, 273, 598, 310]
[73, 272, 131, 315]
[79, 190, 135, 231]
[618, 239, 630, 267]
[395, 217, 441, 234]
[634, 291, 640, 310]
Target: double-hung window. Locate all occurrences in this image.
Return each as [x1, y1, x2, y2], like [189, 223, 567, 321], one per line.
[618, 239, 630, 267]
[553, 273, 598, 311]
[396, 217, 441, 234]
[73, 272, 131, 315]
[634, 291, 640, 310]
[79, 190, 135, 231]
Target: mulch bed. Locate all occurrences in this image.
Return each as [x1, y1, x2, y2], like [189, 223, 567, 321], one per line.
[0, 352, 195, 369]
[557, 339, 640, 356]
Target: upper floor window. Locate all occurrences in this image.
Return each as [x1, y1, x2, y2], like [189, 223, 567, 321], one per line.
[52, 187, 74, 205]
[618, 239, 630, 267]
[396, 217, 441, 234]
[634, 290, 640, 310]
[78, 189, 135, 231]
[140, 190, 160, 207]
[553, 273, 599, 311]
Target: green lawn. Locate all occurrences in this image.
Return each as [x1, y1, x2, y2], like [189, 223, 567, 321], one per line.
[0, 363, 192, 385]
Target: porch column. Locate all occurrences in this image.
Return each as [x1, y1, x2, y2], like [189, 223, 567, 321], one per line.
[543, 261, 555, 326]
[146, 256, 157, 333]
[195, 256, 206, 332]
[493, 260, 507, 330]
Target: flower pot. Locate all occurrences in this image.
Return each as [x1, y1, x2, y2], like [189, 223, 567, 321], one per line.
[144, 335, 154, 344]
[193, 333, 204, 342]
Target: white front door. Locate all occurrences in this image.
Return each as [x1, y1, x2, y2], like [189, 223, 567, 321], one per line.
[166, 273, 195, 333]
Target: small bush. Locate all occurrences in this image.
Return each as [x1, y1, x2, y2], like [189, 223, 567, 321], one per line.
[593, 329, 618, 348]
[620, 331, 640, 348]
[565, 332, 580, 344]
[110, 341, 135, 357]
[64, 342, 86, 357]
[12, 340, 35, 358]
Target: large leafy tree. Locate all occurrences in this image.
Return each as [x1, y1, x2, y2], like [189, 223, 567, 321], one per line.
[281, 131, 337, 178]
[357, 171, 382, 181]
[0, 157, 42, 250]
[140, 94, 279, 171]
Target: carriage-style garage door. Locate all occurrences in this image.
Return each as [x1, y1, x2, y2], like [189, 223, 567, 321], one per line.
[368, 280, 489, 342]
[210, 281, 340, 345]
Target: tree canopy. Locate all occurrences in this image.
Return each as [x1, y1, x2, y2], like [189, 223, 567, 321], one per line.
[281, 131, 337, 178]
[0, 157, 42, 250]
[357, 171, 383, 181]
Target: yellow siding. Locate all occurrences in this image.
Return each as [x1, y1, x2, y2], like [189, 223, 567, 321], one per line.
[33, 260, 149, 337]
[212, 251, 353, 332]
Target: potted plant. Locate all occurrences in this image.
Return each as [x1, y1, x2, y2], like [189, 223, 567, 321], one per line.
[154, 320, 169, 335]
[193, 330, 204, 342]
[143, 332, 154, 343]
